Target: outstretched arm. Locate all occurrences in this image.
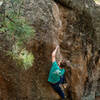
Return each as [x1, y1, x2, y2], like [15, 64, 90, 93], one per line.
[52, 45, 59, 63]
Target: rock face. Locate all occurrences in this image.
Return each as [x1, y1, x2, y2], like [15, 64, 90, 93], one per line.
[25, 0, 100, 100]
[0, 0, 100, 100]
[93, 2, 100, 48]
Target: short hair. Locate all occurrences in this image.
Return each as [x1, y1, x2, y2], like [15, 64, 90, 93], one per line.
[59, 60, 66, 68]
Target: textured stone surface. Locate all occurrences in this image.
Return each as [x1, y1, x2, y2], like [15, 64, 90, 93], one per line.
[25, 0, 100, 100]
[93, 2, 100, 48]
[55, 0, 95, 10]
[0, 0, 100, 100]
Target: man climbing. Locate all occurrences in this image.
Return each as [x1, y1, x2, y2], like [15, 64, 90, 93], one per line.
[48, 45, 67, 100]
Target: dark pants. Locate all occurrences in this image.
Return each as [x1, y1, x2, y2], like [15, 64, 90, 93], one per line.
[50, 74, 66, 99]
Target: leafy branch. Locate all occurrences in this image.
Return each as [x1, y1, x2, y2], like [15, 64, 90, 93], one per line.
[1, 0, 35, 69]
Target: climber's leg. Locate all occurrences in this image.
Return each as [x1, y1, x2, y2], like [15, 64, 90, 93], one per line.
[60, 74, 67, 84]
[60, 74, 68, 89]
[50, 82, 65, 99]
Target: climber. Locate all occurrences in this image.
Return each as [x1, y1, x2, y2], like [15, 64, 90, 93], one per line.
[48, 45, 67, 100]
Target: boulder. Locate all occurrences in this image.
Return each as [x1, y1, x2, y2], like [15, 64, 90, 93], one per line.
[0, 0, 100, 100]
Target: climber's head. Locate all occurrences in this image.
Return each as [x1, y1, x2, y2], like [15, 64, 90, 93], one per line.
[58, 60, 66, 68]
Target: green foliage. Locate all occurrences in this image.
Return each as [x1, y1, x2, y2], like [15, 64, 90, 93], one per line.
[7, 43, 34, 69]
[0, 0, 35, 69]
[1, 0, 35, 43]
[19, 49, 34, 69]
[5, 16, 34, 42]
[0, 27, 7, 32]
